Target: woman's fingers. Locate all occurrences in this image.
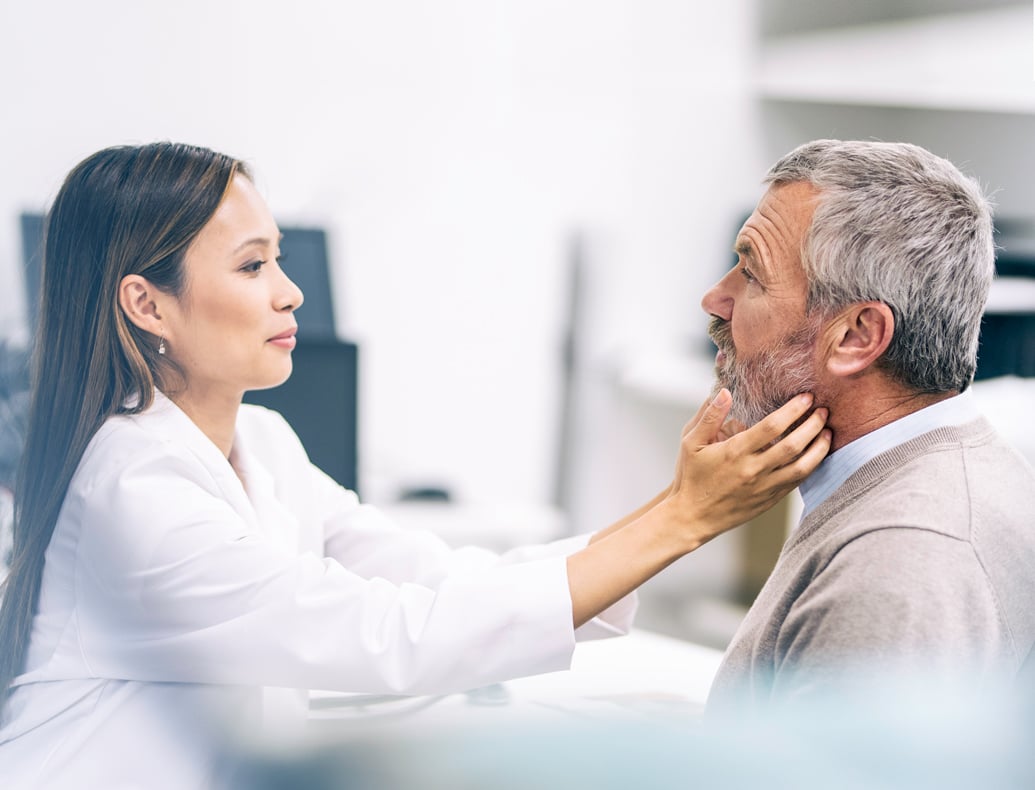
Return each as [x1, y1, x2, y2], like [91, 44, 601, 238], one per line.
[717, 417, 747, 442]
[739, 408, 831, 503]
[755, 430, 832, 503]
[680, 394, 715, 439]
[728, 392, 816, 454]
[759, 406, 830, 472]
[683, 389, 734, 447]
[664, 391, 833, 546]
[781, 425, 833, 480]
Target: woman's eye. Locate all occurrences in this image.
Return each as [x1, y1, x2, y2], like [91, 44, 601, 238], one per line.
[241, 259, 266, 274]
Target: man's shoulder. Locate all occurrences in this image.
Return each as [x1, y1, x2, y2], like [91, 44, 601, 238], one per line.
[782, 422, 1035, 615]
[815, 418, 1034, 542]
[709, 419, 1035, 713]
[797, 423, 1035, 616]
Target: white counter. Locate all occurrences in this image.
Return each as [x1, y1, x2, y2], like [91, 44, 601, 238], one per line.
[307, 629, 724, 734]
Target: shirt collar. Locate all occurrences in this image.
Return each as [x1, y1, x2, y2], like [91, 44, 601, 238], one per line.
[798, 390, 982, 519]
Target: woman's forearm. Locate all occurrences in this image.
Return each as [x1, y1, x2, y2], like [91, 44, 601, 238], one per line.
[569, 499, 691, 627]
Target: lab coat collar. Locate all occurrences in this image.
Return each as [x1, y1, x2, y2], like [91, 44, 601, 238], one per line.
[136, 391, 262, 536]
[230, 421, 301, 553]
[139, 392, 299, 552]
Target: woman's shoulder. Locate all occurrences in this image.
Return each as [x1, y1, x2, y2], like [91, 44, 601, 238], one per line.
[73, 400, 223, 493]
[81, 409, 178, 469]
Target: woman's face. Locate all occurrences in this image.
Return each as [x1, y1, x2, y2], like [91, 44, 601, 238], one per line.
[161, 174, 304, 402]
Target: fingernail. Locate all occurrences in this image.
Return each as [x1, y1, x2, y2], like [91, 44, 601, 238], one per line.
[711, 388, 730, 407]
[798, 393, 814, 405]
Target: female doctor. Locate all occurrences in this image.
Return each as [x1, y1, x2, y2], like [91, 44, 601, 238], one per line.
[0, 143, 830, 788]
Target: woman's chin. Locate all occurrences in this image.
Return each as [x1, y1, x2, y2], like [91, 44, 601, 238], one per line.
[248, 364, 294, 393]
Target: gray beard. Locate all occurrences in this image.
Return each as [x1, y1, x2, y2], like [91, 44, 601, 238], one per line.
[708, 316, 820, 426]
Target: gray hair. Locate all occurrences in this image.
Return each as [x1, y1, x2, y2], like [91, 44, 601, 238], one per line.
[766, 140, 995, 393]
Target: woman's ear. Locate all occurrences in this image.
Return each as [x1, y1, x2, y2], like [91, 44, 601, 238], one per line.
[823, 302, 895, 378]
[118, 274, 164, 336]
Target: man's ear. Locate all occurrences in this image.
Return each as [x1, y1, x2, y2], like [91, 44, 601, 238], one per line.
[118, 274, 165, 336]
[822, 302, 895, 378]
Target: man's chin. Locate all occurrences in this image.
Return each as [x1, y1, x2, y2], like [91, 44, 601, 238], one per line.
[725, 385, 773, 428]
[709, 380, 755, 427]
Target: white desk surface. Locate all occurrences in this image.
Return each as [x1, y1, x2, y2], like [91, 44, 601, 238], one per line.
[221, 632, 724, 788]
[307, 629, 723, 737]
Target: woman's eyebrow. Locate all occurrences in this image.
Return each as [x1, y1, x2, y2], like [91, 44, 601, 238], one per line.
[232, 233, 284, 255]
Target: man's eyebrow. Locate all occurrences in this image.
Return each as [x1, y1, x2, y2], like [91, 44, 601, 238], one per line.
[734, 239, 755, 261]
[734, 238, 767, 276]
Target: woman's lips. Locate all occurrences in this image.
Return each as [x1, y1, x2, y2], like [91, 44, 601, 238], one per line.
[268, 329, 297, 350]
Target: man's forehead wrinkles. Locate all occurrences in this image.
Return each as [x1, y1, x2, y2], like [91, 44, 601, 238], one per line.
[737, 227, 775, 279]
[743, 187, 816, 285]
[757, 201, 794, 247]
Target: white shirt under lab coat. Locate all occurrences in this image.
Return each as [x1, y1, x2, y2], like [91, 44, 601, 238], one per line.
[0, 393, 635, 789]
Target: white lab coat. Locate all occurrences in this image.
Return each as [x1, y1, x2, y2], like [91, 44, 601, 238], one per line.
[0, 392, 635, 789]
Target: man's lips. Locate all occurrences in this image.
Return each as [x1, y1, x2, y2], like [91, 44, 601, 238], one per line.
[707, 318, 733, 360]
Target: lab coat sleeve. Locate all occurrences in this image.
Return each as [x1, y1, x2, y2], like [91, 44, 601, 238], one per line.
[307, 455, 637, 641]
[249, 405, 637, 640]
[493, 535, 638, 640]
[245, 404, 512, 585]
[70, 445, 577, 696]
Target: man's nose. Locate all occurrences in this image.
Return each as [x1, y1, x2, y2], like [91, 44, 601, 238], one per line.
[701, 275, 733, 321]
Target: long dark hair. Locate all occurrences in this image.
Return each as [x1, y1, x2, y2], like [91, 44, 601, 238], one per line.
[0, 143, 245, 716]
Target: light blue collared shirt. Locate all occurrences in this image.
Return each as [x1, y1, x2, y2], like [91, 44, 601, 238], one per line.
[798, 390, 983, 519]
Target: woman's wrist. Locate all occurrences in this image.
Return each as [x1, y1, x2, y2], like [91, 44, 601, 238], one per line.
[651, 491, 716, 557]
[588, 486, 671, 545]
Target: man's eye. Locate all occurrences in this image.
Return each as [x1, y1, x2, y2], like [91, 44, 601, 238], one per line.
[741, 267, 756, 283]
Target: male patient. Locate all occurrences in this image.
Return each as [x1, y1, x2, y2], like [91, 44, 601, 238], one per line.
[703, 139, 1035, 711]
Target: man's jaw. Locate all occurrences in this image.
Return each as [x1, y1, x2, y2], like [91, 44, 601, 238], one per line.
[706, 316, 822, 428]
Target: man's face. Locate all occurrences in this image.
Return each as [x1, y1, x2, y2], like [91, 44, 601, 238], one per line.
[701, 181, 822, 425]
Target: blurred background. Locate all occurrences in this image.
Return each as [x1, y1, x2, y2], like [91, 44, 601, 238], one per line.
[1, 0, 1033, 648]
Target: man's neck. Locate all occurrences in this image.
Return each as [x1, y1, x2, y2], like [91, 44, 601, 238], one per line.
[822, 379, 958, 452]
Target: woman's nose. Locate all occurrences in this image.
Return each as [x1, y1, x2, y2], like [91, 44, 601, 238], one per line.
[276, 271, 304, 312]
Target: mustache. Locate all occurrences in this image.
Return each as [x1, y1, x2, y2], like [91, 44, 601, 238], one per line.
[708, 317, 733, 355]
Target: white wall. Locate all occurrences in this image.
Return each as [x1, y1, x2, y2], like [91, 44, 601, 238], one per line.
[0, 1, 764, 532]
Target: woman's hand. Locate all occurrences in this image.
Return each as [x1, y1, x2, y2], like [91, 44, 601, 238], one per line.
[665, 388, 830, 551]
[568, 389, 829, 628]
